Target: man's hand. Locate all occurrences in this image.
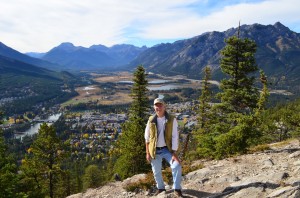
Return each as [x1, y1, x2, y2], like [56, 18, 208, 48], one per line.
[146, 153, 152, 163]
[171, 153, 180, 164]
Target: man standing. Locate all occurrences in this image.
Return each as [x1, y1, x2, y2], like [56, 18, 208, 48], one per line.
[145, 98, 183, 197]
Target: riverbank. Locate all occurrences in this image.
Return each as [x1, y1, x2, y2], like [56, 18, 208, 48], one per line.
[14, 113, 62, 139]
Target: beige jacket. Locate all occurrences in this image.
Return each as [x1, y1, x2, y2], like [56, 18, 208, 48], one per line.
[147, 112, 175, 159]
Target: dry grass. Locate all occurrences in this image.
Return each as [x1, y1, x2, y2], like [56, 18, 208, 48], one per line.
[99, 92, 132, 105]
[63, 85, 132, 106]
[248, 139, 299, 153]
[124, 162, 204, 192]
[70, 72, 134, 105]
[124, 172, 155, 192]
[270, 139, 298, 148]
[62, 85, 101, 106]
[93, 72, 133, 83]
[248, 144, 271, 153]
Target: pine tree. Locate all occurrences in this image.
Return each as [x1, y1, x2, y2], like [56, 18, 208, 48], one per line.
[197, 66, 213, 132]
[0, 132, 19, 198]
[113, 65, 151, 179]
[256, 70, 269, 115]
[260, 100, 299, 142]
[82, 165, 103, 190]
[191, 66, 216, 158]
[20, 123, 67, 198]
[212, 31, 263, 157]
[0, 112, 23, 198]
[218, 33, 259, 114]
[194, 28, 268, 159]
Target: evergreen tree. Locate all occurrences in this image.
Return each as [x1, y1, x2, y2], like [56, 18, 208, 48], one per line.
[0, 112, 23, 198]
[256, 70, 269, 114]
[260, 99, 300, 143]
[191, 66, 216, 158]
[216, 33, 261, 157]
[214, 32, 264, 157]
[70, 160, 84, 193]
[194, 29, 268, 158]
[113, 65, 151, 179]
[197, 66, 213, 132]
[82, 165, 103, 190]
[252, 70, 270, 144]
[20, 123, 67, 198]
[218, 34, 259, 114]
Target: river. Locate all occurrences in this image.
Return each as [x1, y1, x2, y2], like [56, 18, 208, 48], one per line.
[15, 113, 62, 140]
[148, 84, 180, 91]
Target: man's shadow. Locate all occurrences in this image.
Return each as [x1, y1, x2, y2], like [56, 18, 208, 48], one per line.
[182, 189, 214, 198]
[163, 189, 214, 198]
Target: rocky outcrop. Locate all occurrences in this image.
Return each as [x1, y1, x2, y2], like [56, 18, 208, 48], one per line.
[67, 139, 300, 198]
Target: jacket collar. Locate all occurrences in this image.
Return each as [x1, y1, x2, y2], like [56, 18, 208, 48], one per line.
[151, 111, 169, 123]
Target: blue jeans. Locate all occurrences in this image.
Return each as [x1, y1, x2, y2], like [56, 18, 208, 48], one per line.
[151, 147, 182, 190]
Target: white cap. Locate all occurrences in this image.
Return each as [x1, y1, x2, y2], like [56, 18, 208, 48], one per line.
[154, 98, 165, 105]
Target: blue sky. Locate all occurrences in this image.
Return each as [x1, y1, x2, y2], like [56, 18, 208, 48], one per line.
[0, 0, 299, 53]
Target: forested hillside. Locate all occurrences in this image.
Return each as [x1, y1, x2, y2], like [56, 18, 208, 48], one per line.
[0, 55, 77, 114]
[0, 42, 60, 70]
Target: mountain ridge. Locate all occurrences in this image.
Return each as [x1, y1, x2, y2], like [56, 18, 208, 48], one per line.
[2, 21, 300, 94]
[0, 42, 61, 70]
[128, 22, 300, 93]
[39, 43, 147, 70]
[0, 54, 76, 114]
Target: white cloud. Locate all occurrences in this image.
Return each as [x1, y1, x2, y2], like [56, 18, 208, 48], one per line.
[0, 0, 299, 52]
[138, 0, 300, 39]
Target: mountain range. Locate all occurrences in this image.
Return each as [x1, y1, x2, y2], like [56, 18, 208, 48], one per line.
[129, 22, 300, 91]
[0, 42, 60, 70]
[27, 43, 147, 70]
[0, 43, 76, 95]
[1, 22, 300, 95]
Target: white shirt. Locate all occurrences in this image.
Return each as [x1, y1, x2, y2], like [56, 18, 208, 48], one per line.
[144, 116, 179, 151]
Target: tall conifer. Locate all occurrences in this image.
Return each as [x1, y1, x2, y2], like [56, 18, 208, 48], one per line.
[113, 65, 150, 179]
[192, 66, 216, 158]
[198, 66, 213, 131]
[213, 29, 263, 157]
[218, 33, 259, 114]
[0, 112, 22, 198]
[20, 123, 66, 198]
[194, 27, 269, 158]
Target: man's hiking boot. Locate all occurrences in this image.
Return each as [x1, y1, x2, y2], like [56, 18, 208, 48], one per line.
[154, 189, 166, 196]
[174, 189, 183, 197]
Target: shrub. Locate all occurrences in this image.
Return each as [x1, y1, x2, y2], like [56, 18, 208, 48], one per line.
[124, 172, 155, 192]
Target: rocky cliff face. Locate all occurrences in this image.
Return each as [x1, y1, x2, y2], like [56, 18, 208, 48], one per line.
[67, 139, 300, 198]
